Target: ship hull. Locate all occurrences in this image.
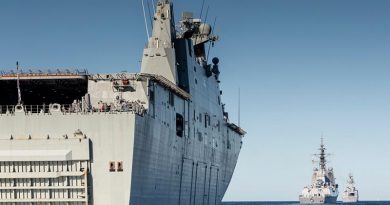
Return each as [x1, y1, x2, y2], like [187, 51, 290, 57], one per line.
[342, 190, 358, 203]
[0, 0, 245, 202]
[342, 196, 358, 203]
[299, 195, 337, 204]
[0, 104, 242, 204]
[129, 113, 241, 205]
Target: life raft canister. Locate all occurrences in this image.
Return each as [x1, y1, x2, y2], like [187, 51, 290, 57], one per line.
[122, 79, 129, 85]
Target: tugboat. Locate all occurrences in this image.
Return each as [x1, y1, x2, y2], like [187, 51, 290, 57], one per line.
[342, 174, 359, 203]
[299, 138, 339, 204]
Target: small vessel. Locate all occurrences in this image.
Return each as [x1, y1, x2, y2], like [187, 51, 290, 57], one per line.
[299, 138, 339, 204]
[342, 174, 359, 203]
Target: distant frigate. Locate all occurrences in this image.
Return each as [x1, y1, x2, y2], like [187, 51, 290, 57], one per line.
[0, 0, 246, 204]
[342, 174, 359, 203]
[299, 138, 338, 204]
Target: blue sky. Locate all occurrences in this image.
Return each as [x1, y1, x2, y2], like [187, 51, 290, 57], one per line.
[1, 0, 390, 201]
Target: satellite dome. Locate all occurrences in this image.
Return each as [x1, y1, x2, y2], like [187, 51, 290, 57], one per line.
[199, 23, 212, 35]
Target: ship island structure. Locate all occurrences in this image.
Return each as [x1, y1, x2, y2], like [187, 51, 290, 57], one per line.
[299, 139, 338, 204]
[0, 0, 246, 204]
[342, 174, 359, 203]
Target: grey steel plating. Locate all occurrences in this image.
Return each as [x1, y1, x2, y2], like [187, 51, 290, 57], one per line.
[0, 0, 245, 204]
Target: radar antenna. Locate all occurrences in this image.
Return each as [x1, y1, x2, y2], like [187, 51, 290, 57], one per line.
[206, 16, 217, 61]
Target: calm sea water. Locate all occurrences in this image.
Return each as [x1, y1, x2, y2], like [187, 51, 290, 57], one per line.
[222, 202, 390, 205]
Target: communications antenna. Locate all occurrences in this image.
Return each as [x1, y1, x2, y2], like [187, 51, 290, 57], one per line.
[16, 61, 22, 105]
[141, 0, 150, 39]
[238, 87, 241, 127]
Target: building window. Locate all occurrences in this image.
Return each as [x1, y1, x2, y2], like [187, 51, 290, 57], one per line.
[176, 113, 184, 137]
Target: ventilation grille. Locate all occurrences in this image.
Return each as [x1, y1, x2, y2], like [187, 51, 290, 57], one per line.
[0, 160, 89, 204]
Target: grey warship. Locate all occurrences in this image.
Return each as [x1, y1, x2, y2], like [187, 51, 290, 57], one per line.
[299, 138, 338, 204]
[0, 0, 245, 204]
[342, 174, 359, 203]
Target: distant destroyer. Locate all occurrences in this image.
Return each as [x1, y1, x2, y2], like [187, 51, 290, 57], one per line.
[299, 138, 339, 204]
[342, 174, 359, 203]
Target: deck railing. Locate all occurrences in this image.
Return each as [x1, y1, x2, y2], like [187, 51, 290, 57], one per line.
[0, 102, 146, 116]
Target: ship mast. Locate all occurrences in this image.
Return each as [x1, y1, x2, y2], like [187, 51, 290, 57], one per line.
[319, 137, 327, 172]
[347, 174, 355, 185]
[140, 0, 178, 83]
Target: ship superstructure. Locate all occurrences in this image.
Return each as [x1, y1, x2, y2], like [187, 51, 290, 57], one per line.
[342, 174, 359, 203]
[299, 138, 338, 204]
[0, 1, 245, 204]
